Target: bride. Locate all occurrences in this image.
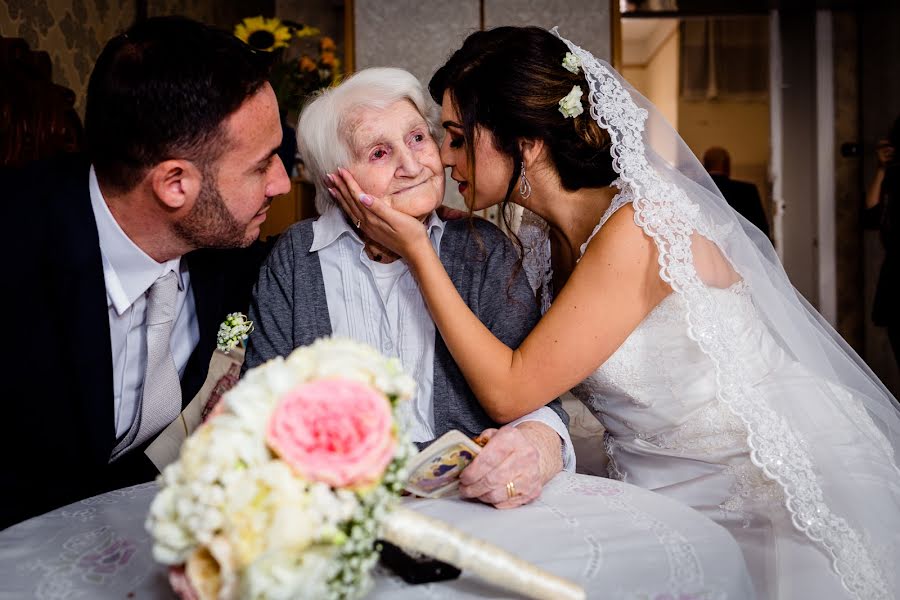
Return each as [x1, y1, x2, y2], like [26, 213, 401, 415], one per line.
[327, 26, 900, 599]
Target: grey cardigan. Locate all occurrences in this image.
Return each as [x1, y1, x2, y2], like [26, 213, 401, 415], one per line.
[243, 217, 568, 441]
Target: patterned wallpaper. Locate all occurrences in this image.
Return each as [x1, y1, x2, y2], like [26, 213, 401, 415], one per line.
[0, 0, 271, 117]
[148, 0, 272, 32]
[0, 0, 135, 116]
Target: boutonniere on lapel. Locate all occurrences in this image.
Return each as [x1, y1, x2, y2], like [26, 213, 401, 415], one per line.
[216, 312, 255, 353]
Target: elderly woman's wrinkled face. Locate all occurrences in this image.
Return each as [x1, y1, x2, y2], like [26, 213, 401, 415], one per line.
[345, 100, 444, 220]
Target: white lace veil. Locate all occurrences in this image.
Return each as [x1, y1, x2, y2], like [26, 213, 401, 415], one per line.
[541, 27, 900, 599]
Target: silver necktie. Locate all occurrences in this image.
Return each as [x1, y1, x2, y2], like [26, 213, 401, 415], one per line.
[110, 270, 182, 461]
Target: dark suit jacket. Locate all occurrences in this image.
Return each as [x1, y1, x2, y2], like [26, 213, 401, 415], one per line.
[711, 174, 770, 239]
[0, 155, 269, 529]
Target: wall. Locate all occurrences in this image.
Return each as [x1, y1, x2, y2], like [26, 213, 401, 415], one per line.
[621, 64, 647, 93]
[482, 0, 610, 60]
[0, 0, 272, 117]
[830, 11, 863, 350]
[354, 0, 480, 88]
[643, 27, 679, 130]
[678, 99, 770, 208]
[358, 0, 612, 85]
[774, 10, 818, 306]
[148, 0, 271, 30]
[0, 0, 135, 116]
[621, 19, 679, 163]
[621, 19, 678, 128]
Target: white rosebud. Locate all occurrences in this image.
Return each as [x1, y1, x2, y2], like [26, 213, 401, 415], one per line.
[558, 85, 584, 119]
[562, 52, 581, 74]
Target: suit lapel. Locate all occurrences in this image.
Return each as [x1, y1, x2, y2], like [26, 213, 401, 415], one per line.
[52, 162, 116, 463]
[182, 252, 226, 407]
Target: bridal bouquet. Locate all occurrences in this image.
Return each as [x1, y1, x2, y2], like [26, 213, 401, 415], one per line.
[146, 338, 584, 600]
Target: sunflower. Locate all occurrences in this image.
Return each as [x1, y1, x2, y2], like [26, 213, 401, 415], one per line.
[234, 16, 291, 52]
[289, 23, 321, 38]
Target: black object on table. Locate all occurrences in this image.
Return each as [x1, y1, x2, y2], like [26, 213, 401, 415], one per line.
[378, 540, 462, 584]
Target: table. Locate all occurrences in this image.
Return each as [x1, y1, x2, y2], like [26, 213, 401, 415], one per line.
[0, 473, 753, 599]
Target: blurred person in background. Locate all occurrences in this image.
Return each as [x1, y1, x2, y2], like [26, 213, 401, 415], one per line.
[703, 146, 770, 238]
[865, 116, 900, 370]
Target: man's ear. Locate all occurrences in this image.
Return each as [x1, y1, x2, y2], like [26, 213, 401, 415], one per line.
[519, 138, 545, 169]
[149, 160, 202, 210]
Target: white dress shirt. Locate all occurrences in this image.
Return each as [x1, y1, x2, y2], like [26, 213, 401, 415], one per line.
[89, 167, 200, 439]
[312, 207, 575, 470]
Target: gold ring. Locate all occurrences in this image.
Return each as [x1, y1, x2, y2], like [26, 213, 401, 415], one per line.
[355, 220, 361, 229]
[506, 480, 517, 499]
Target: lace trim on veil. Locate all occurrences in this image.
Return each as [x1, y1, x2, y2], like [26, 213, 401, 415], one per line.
[552, 28, 889, 599]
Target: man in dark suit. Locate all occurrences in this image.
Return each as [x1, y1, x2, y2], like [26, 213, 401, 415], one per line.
[703, 146, 771, 239]
[0, 17, 290, 529]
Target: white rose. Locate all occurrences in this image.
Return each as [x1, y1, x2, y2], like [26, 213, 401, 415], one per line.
[558, 85, 584, 119]
[562, 52, 581, 74]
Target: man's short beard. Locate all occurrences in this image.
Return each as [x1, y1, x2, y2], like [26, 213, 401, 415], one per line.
[173, 167, 249, 249]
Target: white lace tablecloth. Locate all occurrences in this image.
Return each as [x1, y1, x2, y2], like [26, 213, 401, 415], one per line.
[0, 473, 753, 600]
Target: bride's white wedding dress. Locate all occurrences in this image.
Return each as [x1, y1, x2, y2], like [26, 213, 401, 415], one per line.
[528, 29, 900, 600]
[567, 202, 900, 599]
[487, 28, 900, 599]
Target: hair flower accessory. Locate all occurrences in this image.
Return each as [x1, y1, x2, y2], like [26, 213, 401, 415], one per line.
[562, 52, 581, 74]
[558, 85, 584, 119]
[216, 312, 254, 353]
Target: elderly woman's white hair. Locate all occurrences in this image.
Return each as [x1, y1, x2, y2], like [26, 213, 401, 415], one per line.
[297, 67, 439, 214]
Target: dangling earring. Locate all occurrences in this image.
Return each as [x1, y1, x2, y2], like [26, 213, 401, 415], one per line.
[518, 161, 532, 200]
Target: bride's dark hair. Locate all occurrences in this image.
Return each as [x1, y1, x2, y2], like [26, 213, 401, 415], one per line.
[429, 26, 617, 204]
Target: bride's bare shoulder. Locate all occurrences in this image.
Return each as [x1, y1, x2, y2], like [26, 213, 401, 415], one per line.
[576, 201, 671, 297]
[583, 202, 656, 261]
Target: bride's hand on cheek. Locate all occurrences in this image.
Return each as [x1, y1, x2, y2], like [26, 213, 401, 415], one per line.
[326, 168, 432, 259]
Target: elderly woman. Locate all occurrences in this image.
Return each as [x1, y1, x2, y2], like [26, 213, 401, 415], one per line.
[243, 68, 574, 508]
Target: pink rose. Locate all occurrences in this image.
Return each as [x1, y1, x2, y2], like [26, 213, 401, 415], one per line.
[266, 379, 396, 488]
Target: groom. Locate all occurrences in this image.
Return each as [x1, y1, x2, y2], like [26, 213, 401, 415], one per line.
[0, 17, 290, 529]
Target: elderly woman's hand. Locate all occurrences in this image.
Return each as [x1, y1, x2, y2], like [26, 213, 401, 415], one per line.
[327, 168, 438, 260]
[459, 423, 563, 509]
